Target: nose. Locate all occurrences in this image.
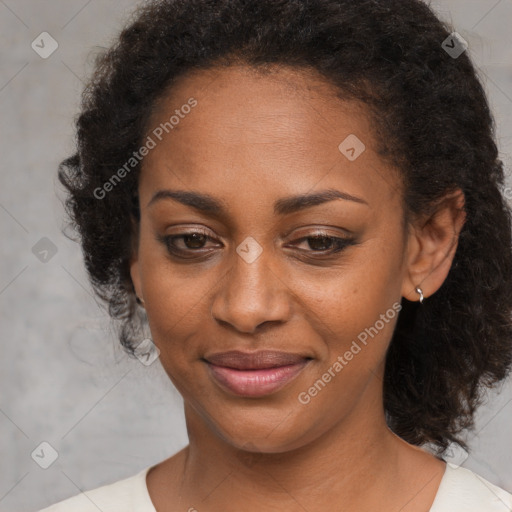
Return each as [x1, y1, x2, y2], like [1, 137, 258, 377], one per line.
[210, 246, 292, 334]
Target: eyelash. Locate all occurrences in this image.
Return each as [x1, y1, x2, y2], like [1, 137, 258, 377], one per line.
[157, 230, 357, 260]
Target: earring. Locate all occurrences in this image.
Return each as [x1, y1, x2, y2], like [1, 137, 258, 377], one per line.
[415, 286, 424, 304]
[136, 296, 145, 306]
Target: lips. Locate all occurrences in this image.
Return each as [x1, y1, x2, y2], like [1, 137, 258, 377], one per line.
[204, 350, 311, 397]
[205, 350, 308, 370]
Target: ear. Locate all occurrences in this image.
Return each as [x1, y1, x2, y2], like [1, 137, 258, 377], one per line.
[129, 215, 143, 301]
[401, 188, 466, 302]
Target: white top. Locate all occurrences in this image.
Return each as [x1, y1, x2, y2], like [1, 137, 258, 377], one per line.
[38, 462, 512, 511]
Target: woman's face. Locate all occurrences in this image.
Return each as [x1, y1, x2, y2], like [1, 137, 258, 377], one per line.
[131, 64, 413, 452]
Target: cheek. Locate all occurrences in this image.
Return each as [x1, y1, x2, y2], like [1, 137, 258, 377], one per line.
[293, 237, 404, 375]
[301, 238, 402, 322]
[135, 230, 210, 370]
[292, 267, 402, 425]
[142, 269, 214, 404]
[142, 268, 213, 372]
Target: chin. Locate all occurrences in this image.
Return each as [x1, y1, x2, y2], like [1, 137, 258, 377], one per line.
[200, 398, 328, 454]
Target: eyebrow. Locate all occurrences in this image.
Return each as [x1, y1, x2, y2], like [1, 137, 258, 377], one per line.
[147, 188, 368, 216]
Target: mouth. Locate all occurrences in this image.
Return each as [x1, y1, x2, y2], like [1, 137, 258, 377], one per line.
[203, 350, 312, 398]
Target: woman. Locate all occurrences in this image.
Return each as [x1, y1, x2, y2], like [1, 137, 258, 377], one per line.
[39, 0, 512, 510]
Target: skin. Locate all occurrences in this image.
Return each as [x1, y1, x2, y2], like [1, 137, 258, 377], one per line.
[130, 64, 466, 511]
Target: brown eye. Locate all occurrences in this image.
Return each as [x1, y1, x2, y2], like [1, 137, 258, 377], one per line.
[180, 232, 208, 249]
[156, 230, 222, 259]
[305, 235, 336, 251]
[291, 234, 358, 256]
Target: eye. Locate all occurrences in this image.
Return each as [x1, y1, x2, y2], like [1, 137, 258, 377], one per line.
[290, 233, 357, 256]
[158, 230, 222, 259]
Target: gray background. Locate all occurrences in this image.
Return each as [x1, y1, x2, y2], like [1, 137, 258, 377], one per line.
[1, 1, 511, 510]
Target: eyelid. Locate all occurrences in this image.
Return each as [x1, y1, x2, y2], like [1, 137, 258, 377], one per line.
[163, 225, 216, 238]
[282, 226, 354, 242]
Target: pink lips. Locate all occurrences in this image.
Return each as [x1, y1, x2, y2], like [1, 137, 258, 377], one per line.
[204, 350, 310, 397]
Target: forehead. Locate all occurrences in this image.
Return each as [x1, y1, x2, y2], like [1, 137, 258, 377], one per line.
[139, 64, 402, 214]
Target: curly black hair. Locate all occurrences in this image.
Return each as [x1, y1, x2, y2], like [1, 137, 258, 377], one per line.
[58, 0, 512, 457]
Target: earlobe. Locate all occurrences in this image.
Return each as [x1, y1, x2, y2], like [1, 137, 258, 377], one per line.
[401, 188, 466, 302]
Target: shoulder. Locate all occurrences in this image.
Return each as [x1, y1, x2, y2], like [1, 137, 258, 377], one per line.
[430, 462, 512, 512]
[37, 466, 156, 512]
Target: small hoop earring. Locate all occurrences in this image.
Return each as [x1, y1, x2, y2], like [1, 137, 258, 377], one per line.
[415, 286, 424, 304]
